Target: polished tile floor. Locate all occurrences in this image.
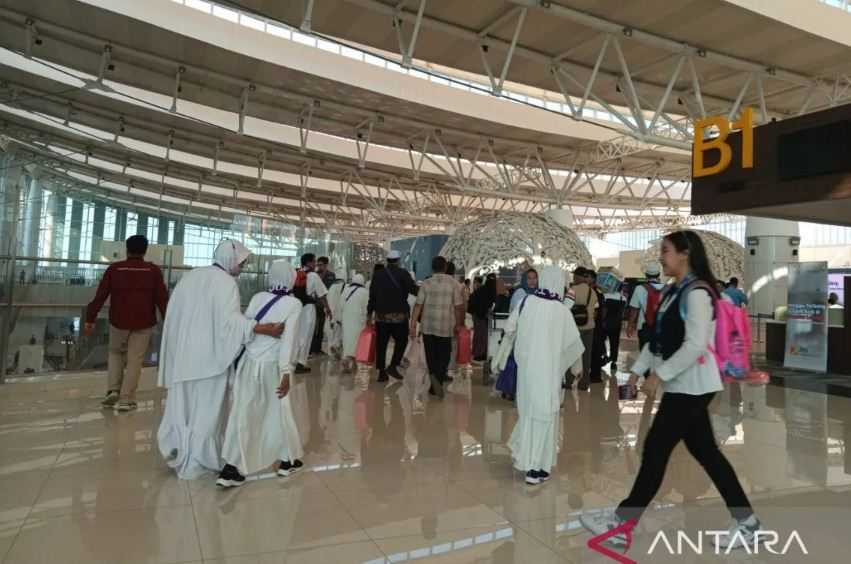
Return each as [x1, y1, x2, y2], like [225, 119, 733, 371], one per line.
[2, 355, 851, 563]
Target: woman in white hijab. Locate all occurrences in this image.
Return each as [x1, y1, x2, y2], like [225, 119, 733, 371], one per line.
[341, 273, 369, 372]
[158, 239, 283, 480]
[217, 259, 305, 487]
[505, 265, 584, 485]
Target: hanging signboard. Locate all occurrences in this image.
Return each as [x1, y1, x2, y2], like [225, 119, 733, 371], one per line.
[784, 261, 829, 373]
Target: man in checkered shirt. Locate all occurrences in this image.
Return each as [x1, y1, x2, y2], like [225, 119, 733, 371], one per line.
[410, 256, 465, 398]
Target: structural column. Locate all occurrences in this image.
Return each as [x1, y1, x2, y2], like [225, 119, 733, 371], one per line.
[172, 218, 185, 246]
[745, 217, 800, 318]
[0, 166, 22, 257]
[91, 202, 106, 261]
[68, 200, 84, 260]
[136, 213, 149, 237]
[0, 150, 23, 382]
[48, 193, 67, 259]
[115, 208, 127, 241]
[157, 216, 170, 245]
[20, 176, 42, 258]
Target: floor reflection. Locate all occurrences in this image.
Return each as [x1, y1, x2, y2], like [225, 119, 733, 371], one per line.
[2, 357, 851, 562]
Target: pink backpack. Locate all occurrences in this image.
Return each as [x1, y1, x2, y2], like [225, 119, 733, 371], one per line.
[712, 299, 752, 380]
[683, 282, 752, 380]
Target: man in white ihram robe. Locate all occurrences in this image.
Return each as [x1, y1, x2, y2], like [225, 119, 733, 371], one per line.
[293, 256, 329, 372]
[341, 274, 369, 370]
[505, 265, 584, 485]
[157, 239, 282, 480]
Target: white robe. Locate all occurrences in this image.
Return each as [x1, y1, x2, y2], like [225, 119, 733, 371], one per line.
[324, 281, 345, 352]
[157, 266, 257, 479]
[294, 271, 328, 365]
[506, 294, 584, 473]
[341, 285, 369, 358]
[222, 292, 304, 475]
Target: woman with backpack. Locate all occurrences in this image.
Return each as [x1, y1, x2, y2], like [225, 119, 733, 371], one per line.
[581, 230, 761, 551]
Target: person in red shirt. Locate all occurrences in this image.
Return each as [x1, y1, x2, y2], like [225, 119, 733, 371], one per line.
[85, 235, 168, 412]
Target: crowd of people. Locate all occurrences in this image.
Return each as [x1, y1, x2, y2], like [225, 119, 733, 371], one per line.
[86, 230, 762, 552]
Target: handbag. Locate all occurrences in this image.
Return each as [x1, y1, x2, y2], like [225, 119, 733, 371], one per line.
[491, 295, 528, 373]
[491, 327, 514, 373]
[571, 287, 592, 326]
[495, 353, 518, 397]
[495, 296, 533, 396]
[455, 326, 472, 365]
[404, 335, 426, 369]
[355, 326, 376, 364]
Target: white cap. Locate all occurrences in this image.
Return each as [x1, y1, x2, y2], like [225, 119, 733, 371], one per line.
[644, 262, 661, 276]
[387, 250, 402, 260]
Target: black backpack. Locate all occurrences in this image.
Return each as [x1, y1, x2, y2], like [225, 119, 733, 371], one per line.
[292, 270, 316, 305]
[571, 287, 592, 326]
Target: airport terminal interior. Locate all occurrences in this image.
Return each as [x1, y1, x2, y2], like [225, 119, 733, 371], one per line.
[4, 0, 851, 562]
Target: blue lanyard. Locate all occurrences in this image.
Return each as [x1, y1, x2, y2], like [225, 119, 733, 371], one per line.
[654, 273, 696, 342]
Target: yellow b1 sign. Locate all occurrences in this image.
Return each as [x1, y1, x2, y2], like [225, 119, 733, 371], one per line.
[692, 107, 754, 178]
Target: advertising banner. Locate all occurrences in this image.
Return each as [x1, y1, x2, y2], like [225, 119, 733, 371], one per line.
[784, 261, 829, 373]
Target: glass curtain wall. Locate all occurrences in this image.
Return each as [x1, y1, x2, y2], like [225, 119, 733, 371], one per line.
[0, 151, 352, 379]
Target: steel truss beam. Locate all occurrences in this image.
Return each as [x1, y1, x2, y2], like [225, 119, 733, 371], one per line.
[6, 125, 690, 235]
[0, 7, 627, 170]
[2, 79, 692, 212]
[336, 0, 851, 147]
[0, 8, 708, 236]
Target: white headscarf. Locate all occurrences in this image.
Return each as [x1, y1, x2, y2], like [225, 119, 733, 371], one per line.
[351, 273, 365, 286]
[538, 265, 566, 298]
[213, 239, 251, 275]
[268, 259, 296, 293]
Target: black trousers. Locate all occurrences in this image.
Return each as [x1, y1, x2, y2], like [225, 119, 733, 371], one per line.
[311, 304, 325, 354]
[375, 321, 408, 373]
[605, 323, 622, 367]
[638, 327, 652, 351]
[616, 392, 753, 523]
[590, 325, 607, 379]
[423, 334, 452, 383]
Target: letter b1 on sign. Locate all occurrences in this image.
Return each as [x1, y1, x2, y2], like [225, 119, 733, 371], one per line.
[692, 107, 754, 178]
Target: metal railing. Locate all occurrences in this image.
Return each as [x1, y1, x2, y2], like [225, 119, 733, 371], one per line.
[0, 254, 278, 381]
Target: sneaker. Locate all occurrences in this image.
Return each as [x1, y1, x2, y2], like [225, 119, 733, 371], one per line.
[277, 459, 304, 477]
[580, 509, 629, 547]
[215, 464, 246, 488]
[715, 515, 762, 551]
[101, 390, 119, 408]
[537, 470, 551, 482]
[525, 470, 542, 485]
[294, 364, 311, 374]
[387, 366, 404, 380]
[116, 400, 138, 412]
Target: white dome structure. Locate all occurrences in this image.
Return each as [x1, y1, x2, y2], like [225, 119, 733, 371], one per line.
[642, 229, 745, 282]
[440, 213, 593, 277]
